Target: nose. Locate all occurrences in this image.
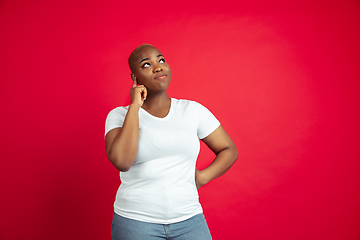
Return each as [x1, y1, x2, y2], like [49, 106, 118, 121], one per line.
[153, 64, 163, 73]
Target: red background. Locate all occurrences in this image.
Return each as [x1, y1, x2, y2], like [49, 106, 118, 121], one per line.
[1, 0, 360, 239]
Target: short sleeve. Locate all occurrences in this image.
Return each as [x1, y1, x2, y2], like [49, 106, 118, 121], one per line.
[104, 106, 129, 138]
[195, 102, 221, 139]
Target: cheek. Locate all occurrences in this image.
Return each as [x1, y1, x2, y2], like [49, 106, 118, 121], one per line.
[165, 65, 171, 74]
[137, 71, 151, 83]
[168, 69, 172, 79]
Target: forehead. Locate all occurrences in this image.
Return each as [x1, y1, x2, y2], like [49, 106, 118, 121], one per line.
[136, 46, 162, 62]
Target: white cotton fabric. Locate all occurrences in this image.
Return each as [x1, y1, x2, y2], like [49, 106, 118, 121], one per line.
[105, 98, 220, 224]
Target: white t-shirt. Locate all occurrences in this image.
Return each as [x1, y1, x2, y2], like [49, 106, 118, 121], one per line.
[105, 98, 220, 224]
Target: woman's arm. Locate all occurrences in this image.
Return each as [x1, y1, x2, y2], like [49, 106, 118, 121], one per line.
[105, 83, 147, 172]
[105, 104, 140, 172]
[195, 125, 238, 189]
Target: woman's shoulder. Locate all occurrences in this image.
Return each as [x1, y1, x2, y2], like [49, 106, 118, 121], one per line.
[106, 105, 129, 118]
[171, 98, 207, 110]
[171, 98, 202, 106]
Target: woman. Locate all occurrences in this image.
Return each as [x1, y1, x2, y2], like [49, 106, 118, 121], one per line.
[105, 44, 238, 240]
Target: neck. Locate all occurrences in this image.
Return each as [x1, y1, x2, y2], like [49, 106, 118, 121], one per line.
[142, 91, 171, 110]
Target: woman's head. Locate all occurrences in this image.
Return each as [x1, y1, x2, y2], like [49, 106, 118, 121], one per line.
[128, 44, 171, 93]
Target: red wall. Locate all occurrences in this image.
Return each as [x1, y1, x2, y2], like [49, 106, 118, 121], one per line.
[1, 0, 360, 239]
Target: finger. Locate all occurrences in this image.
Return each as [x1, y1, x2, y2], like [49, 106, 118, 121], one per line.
[135, 85, 145, 93]
[135, 85, 146, 94]
[132, 81, 137, 88]
[142, 87, 147, 100]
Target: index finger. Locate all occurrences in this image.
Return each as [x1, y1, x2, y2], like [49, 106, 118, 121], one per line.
[132, 81, 137, 88]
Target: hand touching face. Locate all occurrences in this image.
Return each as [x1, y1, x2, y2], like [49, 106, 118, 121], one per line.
[130, 76, 147, 107]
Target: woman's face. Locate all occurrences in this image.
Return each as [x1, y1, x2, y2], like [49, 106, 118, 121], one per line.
[132, 46, 171, 93]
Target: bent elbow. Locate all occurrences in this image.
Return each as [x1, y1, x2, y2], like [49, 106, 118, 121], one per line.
[234, 149, 239, 162]
[110, 158, 133, 172]
[231, 145, 239, 162]
[107, 151, 133, 172]
[116, 165, 131, 172]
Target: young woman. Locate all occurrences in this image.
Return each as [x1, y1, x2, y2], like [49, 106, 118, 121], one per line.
[105, 44, 238, 240]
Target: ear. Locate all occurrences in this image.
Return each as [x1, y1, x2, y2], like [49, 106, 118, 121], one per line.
[131, 73, 137, 85]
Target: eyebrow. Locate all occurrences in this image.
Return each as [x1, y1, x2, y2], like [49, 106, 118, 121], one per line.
[139, 54, 164, 65]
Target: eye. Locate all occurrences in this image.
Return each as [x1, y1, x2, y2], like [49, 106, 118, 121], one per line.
[159, 58, 165, 63]
[141, 62, 150, 68]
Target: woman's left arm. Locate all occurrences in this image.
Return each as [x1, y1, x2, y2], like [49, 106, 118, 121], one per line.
[195, 125, 238, 189]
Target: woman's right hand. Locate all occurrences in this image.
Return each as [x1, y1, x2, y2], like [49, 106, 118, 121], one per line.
[130, 80, 147, 107]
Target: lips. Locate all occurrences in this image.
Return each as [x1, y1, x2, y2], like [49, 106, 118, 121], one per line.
[154, 73, 167, 79]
